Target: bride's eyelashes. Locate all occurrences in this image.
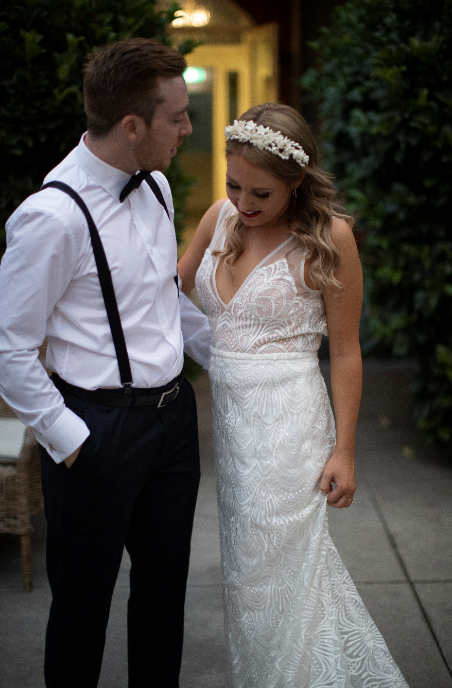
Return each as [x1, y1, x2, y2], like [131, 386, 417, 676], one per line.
[226, 182, 271, 199]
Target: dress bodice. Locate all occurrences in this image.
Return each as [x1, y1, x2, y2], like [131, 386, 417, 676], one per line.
[195, 200, 327, 355]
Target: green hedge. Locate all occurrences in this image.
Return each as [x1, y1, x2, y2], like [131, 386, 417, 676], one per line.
[0, 0, 197, 252]
[301, 0, 452, 445]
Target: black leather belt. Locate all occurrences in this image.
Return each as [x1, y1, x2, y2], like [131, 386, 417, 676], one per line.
[51, 372, 182, 408]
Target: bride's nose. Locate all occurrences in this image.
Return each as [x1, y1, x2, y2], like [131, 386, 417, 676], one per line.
[238, 191, 255, 209]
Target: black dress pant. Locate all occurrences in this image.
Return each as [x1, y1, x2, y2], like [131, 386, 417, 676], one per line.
[39, 376, 200, 688]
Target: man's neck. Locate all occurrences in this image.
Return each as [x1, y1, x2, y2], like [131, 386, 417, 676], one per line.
[84, 131, 139, 176]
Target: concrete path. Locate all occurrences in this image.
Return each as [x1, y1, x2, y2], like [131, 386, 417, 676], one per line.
[0, 361, 451, 687]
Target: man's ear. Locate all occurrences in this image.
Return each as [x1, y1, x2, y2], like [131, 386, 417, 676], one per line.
[120, 114, 146, 141]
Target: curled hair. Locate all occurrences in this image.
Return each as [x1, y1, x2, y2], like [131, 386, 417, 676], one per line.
[84, 38, 186, 138]
[217, 103, 354, 291]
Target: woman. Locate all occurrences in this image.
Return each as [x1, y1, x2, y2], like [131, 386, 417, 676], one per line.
[178, 103, 408, 687]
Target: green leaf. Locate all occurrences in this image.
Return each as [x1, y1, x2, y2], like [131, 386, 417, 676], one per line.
[20, 29, 44, 62]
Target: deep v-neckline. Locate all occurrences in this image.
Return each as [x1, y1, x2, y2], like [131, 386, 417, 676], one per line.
[213, 236, 293, 308]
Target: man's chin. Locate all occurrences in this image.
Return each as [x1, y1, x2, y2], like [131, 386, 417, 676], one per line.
[139, 159, 170, 173]
[161, 152, 177, 171]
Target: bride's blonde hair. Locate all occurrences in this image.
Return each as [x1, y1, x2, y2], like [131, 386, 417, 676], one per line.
[216, 103, 354, 291]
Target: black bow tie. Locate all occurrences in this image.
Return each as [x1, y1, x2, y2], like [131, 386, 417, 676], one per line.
[119, 170, 150, 202]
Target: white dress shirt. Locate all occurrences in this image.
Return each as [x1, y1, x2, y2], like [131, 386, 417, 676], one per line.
[0, 135, 210, 463]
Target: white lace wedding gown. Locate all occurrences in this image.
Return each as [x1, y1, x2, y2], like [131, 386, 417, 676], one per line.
[195, 201, 409, 688]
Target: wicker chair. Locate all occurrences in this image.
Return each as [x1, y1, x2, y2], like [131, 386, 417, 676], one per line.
[0, 346, 46, 592]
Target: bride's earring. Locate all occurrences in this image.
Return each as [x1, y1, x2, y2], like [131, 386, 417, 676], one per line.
[292, 188, 298, 198]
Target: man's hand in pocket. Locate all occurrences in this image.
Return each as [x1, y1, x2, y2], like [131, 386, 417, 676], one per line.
[64, 445, 82, 469]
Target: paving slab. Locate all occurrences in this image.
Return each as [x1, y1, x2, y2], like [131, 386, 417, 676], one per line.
[0, 584, 49, 688]
[182, 375, 226, 683]
[322, 359, 452, 684]
[180, 585, 226, 688]
[327, 478, 406, 582]
[187, 446, 222, 587]
[362, 449, 452, 581]
[414, 582, 452, 670]
[356, 582, 452, 688]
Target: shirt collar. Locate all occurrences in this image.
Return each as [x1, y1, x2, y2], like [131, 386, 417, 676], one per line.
[75, 134, 131, 203]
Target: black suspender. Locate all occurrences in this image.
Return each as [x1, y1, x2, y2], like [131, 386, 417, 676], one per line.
[41, 175, 173, 391]
[146, 176, 179, 294]
[146, 175, 169, 219]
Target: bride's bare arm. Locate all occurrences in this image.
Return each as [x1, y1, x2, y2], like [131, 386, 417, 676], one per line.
[178, 199, 227, 294]
[318, 218, 363, 508]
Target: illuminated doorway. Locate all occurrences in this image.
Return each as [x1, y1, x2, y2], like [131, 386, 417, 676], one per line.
[158, 0, 278, 245]
[182, 67, 214, 220]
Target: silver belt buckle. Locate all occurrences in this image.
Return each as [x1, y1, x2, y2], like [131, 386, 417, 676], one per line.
[157, 382, 180, 408]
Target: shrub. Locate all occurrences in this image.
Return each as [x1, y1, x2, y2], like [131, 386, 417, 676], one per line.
[301, 0, 452, 445]
[0, 0, 196, 251]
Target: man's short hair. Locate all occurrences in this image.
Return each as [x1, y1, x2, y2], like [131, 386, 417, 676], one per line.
[84, 38, 187, 138]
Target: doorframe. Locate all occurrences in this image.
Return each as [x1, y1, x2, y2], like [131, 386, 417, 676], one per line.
[184, 23, 278, 203]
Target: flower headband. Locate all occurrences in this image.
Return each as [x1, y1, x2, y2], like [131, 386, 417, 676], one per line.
[224, 119, 309, 168]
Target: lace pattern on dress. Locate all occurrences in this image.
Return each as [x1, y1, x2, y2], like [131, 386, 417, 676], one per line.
[195, 200, 327, 356]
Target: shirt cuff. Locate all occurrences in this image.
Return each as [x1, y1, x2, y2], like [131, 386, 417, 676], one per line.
[34, 407, 90, 464]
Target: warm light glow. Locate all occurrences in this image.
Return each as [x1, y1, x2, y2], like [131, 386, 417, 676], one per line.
[172, 3, 210, 28]
[172, 10, 189, 27]
[191, 10, 210, 27]
[183, 67, 207, 84]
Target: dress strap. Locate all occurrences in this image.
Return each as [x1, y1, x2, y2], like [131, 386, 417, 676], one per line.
[210, 200, 236, 251]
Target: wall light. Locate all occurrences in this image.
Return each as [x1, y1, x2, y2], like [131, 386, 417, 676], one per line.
[183, 67, 208, 84]
[172, 3, 210, 28]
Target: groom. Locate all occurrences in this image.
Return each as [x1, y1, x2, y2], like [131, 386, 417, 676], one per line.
[0, 38, 210, 687]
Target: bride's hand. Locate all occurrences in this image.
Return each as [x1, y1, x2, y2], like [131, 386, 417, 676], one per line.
[319, 452, 356, 508]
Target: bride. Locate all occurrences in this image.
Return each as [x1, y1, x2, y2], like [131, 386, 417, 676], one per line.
[178, 102, 408, 687]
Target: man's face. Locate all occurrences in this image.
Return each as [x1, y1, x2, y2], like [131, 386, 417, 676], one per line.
[134, 75, 192, 172]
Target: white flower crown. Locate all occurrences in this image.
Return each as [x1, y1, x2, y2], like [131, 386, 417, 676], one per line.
[224, 119, 309, 168]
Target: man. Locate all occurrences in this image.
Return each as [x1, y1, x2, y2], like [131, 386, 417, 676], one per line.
[0, 38, 210, 687]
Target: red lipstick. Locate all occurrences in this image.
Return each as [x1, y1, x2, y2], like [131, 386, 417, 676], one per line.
[241, 211, 261, 219]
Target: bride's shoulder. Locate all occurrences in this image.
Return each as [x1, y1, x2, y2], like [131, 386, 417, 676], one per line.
[213, 198, 234, 222]
[330, 217, 357, 255]
[204, 198, 237, 246]
[192, 199, 228, 246]
[330, 216, 354, 237]
[214, 198, 236, 224]
[178, 199, 231, 292]
[204, 198, 231, 232]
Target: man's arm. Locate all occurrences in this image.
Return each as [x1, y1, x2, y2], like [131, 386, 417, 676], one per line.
[151, 172, 212, 369]
[0, 203, 90, 463]
[179, 289, 211, 369]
